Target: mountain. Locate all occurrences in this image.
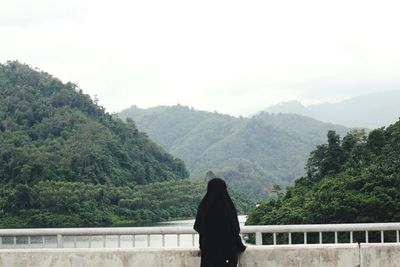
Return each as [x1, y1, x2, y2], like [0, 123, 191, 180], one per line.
[119, 105, 349, 200]
[0, 61, 251, 227]
[247, 119, 400, 229]
[265, 100, 310, 115]
[264, 91, 400, 128]
[0, 62, 188, 186]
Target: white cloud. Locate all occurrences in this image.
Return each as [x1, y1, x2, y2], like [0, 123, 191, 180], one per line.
[0, 0, 84, 26]
[1, 0, 400, 116]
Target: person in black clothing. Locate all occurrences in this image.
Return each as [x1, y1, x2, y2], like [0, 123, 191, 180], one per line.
[194, 178, 246, 267]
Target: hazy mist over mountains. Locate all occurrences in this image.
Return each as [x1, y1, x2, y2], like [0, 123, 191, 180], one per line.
[119, 105, 349, 199]
[118, 89, 400, 198]
[264, 90, 400, 128]
[2, 0, 400, 230]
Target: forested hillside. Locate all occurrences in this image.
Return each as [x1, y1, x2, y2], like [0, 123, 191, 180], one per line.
[247, 120, 400, 226]
[0, 62, 188, 186]
[0, 179, 251, 227]
[0, 61, 251, 227]
[119, 105, 349, 199]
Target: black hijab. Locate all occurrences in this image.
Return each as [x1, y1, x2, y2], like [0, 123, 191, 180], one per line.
[194, 178, 245, 267]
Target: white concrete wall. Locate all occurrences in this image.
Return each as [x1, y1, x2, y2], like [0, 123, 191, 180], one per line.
[240, 244, 359, 267]
[1, 244, 400, 267]
[0, 248, 201, 267]
[360, 243, 400, 267]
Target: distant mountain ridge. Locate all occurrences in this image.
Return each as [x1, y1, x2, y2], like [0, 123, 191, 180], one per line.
[119, 105, 349, 199]
[265, 90, 400, 128]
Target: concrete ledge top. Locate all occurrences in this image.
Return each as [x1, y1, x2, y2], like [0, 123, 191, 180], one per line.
[0, 243, 364, 253]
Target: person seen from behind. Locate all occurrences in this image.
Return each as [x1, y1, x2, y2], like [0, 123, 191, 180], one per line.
[194, 178, 246, 267]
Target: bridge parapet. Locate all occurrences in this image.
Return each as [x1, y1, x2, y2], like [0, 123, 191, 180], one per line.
[1, 244, 400, 267]
[1, 222, 400, 249]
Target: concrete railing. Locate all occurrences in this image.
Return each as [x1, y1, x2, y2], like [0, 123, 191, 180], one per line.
[2, 223, 400, 266]
[1, 222, 400, 249]
[246, 222, 400, 245]
[1, 244, 400, 266]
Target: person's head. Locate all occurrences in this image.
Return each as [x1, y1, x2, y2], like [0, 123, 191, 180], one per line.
[207, 177, 227, 195]
[202, 178, 238, 227]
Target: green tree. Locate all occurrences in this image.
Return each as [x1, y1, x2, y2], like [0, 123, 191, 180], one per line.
[247, 119, 400, 227]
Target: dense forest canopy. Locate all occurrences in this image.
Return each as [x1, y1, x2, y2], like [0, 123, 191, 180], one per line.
[0, 179, 251, 227]
[0, 61, 251, 227]
[119, 105, 349, 200]
[0, 61, 188, 186]
[247, 120, 400, 226]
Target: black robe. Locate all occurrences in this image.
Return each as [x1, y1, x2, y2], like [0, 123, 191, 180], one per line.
[194, 178, 246, 267]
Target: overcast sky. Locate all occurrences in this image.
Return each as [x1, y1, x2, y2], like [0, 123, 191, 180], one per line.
[1, 0, 400, 116]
